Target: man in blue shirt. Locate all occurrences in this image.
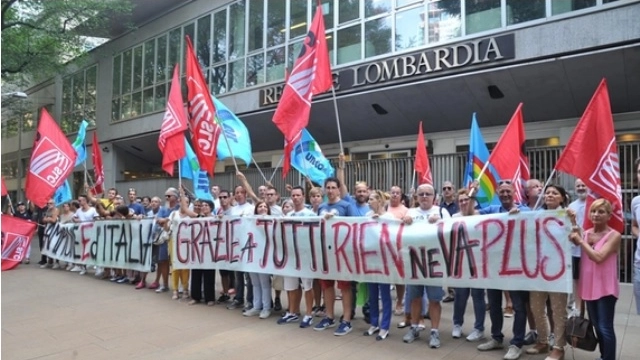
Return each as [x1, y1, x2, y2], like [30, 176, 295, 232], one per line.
[127, 188, 146, 218]
[475, 180, 530, 360]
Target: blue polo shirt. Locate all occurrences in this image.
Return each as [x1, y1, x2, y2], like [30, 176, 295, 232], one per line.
[479, 203, 530, 215]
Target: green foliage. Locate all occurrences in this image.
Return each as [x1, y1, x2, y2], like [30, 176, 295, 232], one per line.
[1, 0, 132, 82]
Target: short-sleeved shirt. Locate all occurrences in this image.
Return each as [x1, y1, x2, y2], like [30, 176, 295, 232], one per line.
[344, 194, 371, 216]
[317, 199, 354, 217]
[387, 204, 408, 220]
[98, 198, 115, 212]
[270, 205, 283, 216]
[440, 201, 459, 217]
[568, 198, 587, 257]
[128, 202, 145, 216]
[74, 207, 99, 222]
[631, 195, 640, 268]
[289, 208, 316, 217]
[13, 210, 32, 221]
[478, 203, 530, 215]
[406, 206, 451, 221]
[231, 202, 254, 216]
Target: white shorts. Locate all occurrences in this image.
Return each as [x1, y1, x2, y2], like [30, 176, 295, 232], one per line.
[272, 275, 284, 291]
[283, 276, 313, 291]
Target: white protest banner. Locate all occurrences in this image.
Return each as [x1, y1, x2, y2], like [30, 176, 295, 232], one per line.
[172, 210, 573, 292]
[42, 219, 154, 271]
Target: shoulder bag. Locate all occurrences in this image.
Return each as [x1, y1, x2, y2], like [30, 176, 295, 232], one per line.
[565, 306, 598, 352]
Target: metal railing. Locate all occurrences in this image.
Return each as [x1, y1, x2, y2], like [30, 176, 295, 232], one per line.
[118, 141, 640, 282]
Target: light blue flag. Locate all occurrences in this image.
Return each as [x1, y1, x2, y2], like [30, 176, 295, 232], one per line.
[72, 120, 89, 166]
[53, 180, 72, 206]
[290, 129, 334, 185]
[179, 138, 213, 201]
[213, 96, 252, 166]
[464, 113, 501, 207]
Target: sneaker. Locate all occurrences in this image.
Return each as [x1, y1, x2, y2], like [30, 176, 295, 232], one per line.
[155, 286, 167, 293]
[41, 263, 52, 269]
[277, 313, 299, 325]
[466, 329, 485, 342]
[363, 325, 380, 336]
[478, 338, 504, 351]
[503, 306, 514, 318]
[429, 330, 441, 348]
[334, 321, 352, 336]
[524, 330, 538, 345]
[503, 345, 522, 360]
[300, 315, 313, 328]
[313, 305, 326, 317]
[243, 303, 253, 312]
[403, 327, 421, 343]
[79, 269, 87, 275]
[95, 270, 104, 278]
[452, 324, 462, 339]
[274, 298, 282, 311]
[110, 275, 118, 282]
[37, 260, 46, 266]
[227, 299, 243, 310]
[117, 277, 130, 284]
[442, 294, 455, 303]
[66, 264, 73, 271]
[259, 309, 271, 319]
[313, 317, 336, 331]
[52, 263, 60, 270]
[243, 308, 261, 317]
[24, 258, 30, 264]
[548, 333, 555, 347]
[216, 294, 230, 304]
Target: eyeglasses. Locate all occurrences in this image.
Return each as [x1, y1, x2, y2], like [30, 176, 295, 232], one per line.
[499, 180, 513, 185]
[442, 186, 452, 191]
[219, 196, 228, 199]
[417, 192, 434, 197]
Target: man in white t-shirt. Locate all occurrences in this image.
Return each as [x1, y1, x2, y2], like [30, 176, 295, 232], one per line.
[278, 186, 316, 328]
[401, 183, 450, 348]
[227, 185, 255, 311]
[72, 194, 99, 275]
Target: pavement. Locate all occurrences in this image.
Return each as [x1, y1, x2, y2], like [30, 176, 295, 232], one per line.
[2, 260, 639, 360]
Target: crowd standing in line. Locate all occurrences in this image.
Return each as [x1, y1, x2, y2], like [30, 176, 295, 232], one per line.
[9, 156, 640, 360]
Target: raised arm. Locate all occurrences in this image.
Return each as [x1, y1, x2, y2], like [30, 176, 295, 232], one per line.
[336, 153, 348, 198]
[237, 171, 260, 203]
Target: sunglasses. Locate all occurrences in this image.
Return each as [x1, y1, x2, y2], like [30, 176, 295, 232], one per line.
[165, 194, 173, 198]
[442, 186, 452, 191]
[417, 192, 434, 197]
[219, 196, 228, 199]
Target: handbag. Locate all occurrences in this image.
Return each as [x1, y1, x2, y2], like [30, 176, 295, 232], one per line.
[152, 211, 175, 245]
[565, 306, 598, 352]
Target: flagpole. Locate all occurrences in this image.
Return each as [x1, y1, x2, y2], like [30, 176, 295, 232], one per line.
[178, 157, 182, 191]
[469, 160, 491, 197]
[330, 86, 344, 153]
[410, 168, 416, 192]
[218, 122, 241, 174]
[251, 156, 269, 184]
[533, 169, 556, 210]
[268, 155, 284, 184]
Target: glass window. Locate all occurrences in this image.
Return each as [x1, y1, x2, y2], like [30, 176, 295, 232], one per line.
[213, 10, 227, 63]
[287, 40, 303, 70]
[131, 91, 142, 118]
[337, 24, 361, 65]
[133, 45, 143, 91]
[121, 94, 132, 119]
[314, 0, 334, 30]
[211, 64, 227, 95]
[249, 0, 264, 51]
[365, 16, 392, 58]
[122, 49, 132, 94]
[428, 0, 461, 43]
[112, 98, 121, 121]
[465, 0, 501, 34]
[290, 0, 308, 38]
[112, 54, 121, 97]
[143, 88, 154, 113]
[507, 0, 544, 25]
[197, 15, 211, 70]
[396, 6, 425, 50]
[339, 0, 360, 24]
[85, 66, 97, 121]
[397, 0, 421, 7]
[551, 0, 595, 15]
[246, 53, 264, 87]
[183, 22, 195, 66]
[266, 47, 285, 82]
[228, 59, 245, 91]
[154, 83, 166, 110]
[156, 34, 167, 83]
[168, 28, 182, 74]
[143, 40, 155, 88]
[229, 2, 246, 59]
[72, 71, 84, 115]
[365, 0, 393, 17]
[267, 0, 286, 47]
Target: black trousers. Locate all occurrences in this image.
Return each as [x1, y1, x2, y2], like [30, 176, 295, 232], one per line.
[190, 269, 216, 302]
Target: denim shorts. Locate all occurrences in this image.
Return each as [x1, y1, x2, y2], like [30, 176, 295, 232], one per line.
[407, 285, 444, 302]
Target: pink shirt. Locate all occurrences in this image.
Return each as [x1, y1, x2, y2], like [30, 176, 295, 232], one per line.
[387, 204, 408, 220]
[579, 229, 619, 301]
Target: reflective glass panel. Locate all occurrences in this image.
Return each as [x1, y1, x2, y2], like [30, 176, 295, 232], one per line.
[211, 64, 227, 95]
[213, 10, 227, 62]
[428, 0, 461, 43]
[249, 0, 264, 51]
[551, 0, 595, 15]
[266, 47, 285, 82]
[197, 15, 211, 69]
[143, 40, 155, 88]
[396, 6, 424, 50]
[229, 2, 246, 59]
[156, 35, 167, 82]
[122, 49, 132, 94]
[290, 0, 308, 38]
[246, 53, 264, 87]
[154, 83, 166, 110]
[365, 0, 392, 17]
[339, 0, 360, 24]
[364, 16, 392, 58]
[228, 59, 245, 91]
[267, 0, 286, 47]
[112, 54, 121, 96]
[507, 0, 544, 25]
[337, 24, 361, 65]
[465, 0, 501, 34]
[133, 45, 143, 91]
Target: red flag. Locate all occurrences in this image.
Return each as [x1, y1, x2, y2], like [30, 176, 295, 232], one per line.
[487, 103, 530, 202]
[185, 36, 221, 176]
[274, 4, 332, 177]
[414, 121, 433, 185]
[1, 214, 37, 270]
[25, 109, 77, 207]
[158, 64, 188, 175]
[90, 131, 104, 195]
[555, 79, 623, 232]
[1, 177, 7, 197]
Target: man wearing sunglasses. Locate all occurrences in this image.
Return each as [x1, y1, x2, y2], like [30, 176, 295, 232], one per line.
[401, 183, 451, 349]
[440, 181, 459, 304]
[475, 180, 530, 360]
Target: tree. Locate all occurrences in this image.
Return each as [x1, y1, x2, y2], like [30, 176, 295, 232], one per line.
[1, 0, 132, 83]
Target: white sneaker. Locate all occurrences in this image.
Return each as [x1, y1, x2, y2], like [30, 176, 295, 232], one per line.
[66, 264, 73, 271]
[466, 329, 485, 342]
[70, 265, 82, 272]
[259, 309, 271, 319]
[52, 263, 60, 270]
[79, 268, 87, 275]
[243, 308, 261, 317]
[452, 324, 462, 338]
[478, 338, 504, 351]
[548, 333, 555, 347]
[503, 345, 522, 360]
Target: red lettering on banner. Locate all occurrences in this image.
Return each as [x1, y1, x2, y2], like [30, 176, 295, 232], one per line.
[176, 222, 189, 263]
[383, 222, 405, 277]
[241, 232, 257, 263]
[521, 219, 541, 278]
[332, 221, 353, 273]
[499, 219, 522, 276]
[319, 221, 329, 273]
[540, 217, 565, 281]
[80, 223, 93, 261]
[427, 247, 443, 278]
[257, 218, 275, 269]
[273, 221, 287, 269]
[351, 222, 361, 274]
[478, 218, 505, 278]
[409, 246, 427, 279]
[190, 220, 203, 263]
[226, 219, 241, 262]
[359, 221, 383, 275]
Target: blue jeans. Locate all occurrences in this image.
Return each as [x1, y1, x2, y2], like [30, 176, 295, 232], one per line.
[368, 283, 392, 330]
[586, 295, 617, 360]
[634, 266, 640, 315]
[487, 289, 528, 347]
[233, 271, 253, 304]
[453, 287, 485, 331]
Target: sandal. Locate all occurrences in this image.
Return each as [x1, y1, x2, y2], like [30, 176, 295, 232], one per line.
[394, 306, 404, 316]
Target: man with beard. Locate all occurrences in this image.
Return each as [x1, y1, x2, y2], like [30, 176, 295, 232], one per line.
[568, 178, 588, 314]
